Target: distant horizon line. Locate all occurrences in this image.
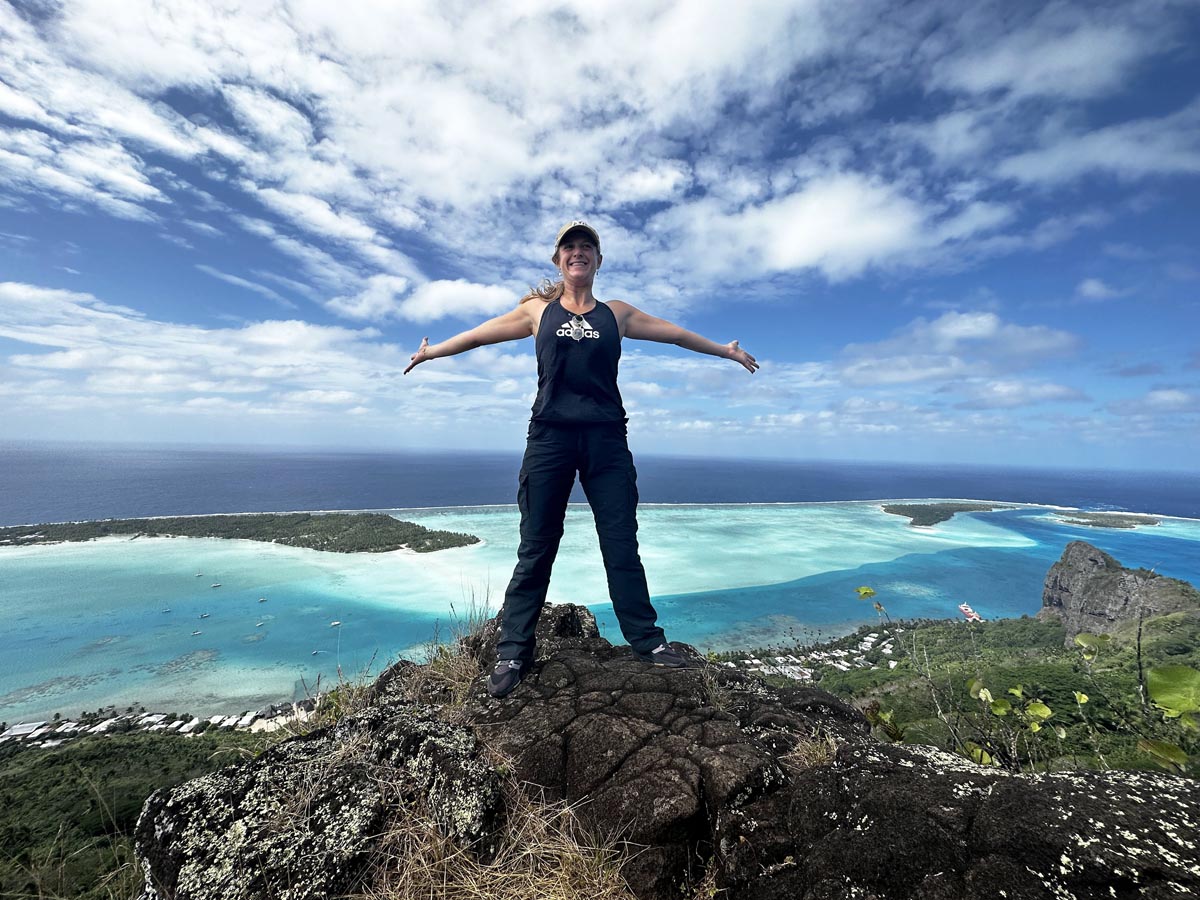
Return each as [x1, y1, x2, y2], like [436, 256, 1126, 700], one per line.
[2, 438, 1196, 477]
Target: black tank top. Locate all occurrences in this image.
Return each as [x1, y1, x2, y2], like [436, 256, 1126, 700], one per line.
[530, 299, 626, 423]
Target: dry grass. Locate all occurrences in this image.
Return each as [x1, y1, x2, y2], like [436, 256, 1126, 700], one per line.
[780, 734, 838, 772]
[400, 594, 495, 715]
[306, 673, 380, 729]
[348, 761, 637, 900]
[697, 664, 735, 714]
[689, 860, 726, 900]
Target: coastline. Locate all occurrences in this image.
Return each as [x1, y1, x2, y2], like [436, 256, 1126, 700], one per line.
[6, 496, 1199, 532]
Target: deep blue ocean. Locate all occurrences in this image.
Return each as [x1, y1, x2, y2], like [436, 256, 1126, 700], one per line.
[2, 441, 1197, 525]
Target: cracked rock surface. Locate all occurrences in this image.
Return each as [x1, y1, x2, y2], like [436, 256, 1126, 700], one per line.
[465, 639, 866, 898]
[717, 740, 1200, 900]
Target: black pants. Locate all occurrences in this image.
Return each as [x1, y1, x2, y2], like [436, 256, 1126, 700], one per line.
[496, 420, 665, 664]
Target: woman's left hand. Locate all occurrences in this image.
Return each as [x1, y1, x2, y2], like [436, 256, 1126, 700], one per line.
[726, 340, 759, 374]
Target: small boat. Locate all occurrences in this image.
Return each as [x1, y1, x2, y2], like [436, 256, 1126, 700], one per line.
[192, 630, 203, 636]
[311, 649, 322, 655]
[256, 622, 265, 627]
[162, 608, 171, 613]
[211, 583, 222, 588]
[199, 613, 210, 619]
[194, 573, 203, 577]
[958, 603, 984, 622]
[330, 621, 342, 627]
[258, 597, 267, 603]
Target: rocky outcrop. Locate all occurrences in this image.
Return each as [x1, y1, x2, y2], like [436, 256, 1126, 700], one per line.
[136, 603, 1200, 900]
[465, 641, 867, 898]
[1039, 540, 1200, 644]
[718, 741, 1200, 900]
[135, 701, 501, 900]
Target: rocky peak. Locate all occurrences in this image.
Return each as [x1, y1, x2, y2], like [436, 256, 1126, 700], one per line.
[1039, 540, 1200, 645]
[136, 603, 1200, 899]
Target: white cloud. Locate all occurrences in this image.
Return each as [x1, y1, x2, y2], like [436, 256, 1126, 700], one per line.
[325, 274, 411, 321]
[609, 163, 693, 205]
[840, 311, 1079, 386]
[1108, 388, 1200, 416]
[933, 7, 1154, 100]
[281, 389, 359, 405]
[251, 187, 377, 244]
[222, 86, 315, 150]
[954, 380, 1088, 409]
[909, 108, 997, 163]
[999, 99, 1200, 184]
[0, 281, 416, 423]
[396, 280, 515, 324]
[0, 129, 161, 222]
[1075, 278, 1121, 300]
[839, 354, 972, 387]
[195, 264, 295, 308]
[653, 173, 925, 280]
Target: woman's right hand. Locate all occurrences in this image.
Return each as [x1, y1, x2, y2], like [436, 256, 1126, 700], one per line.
[404, 337, 430, 375]
[726, 340, 759, 374]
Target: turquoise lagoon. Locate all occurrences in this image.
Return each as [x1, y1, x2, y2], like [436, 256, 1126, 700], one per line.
[3, 501, 1200, 723]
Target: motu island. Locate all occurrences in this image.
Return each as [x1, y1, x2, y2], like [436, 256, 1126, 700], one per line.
[1056, 511, 1161, 529]
[0, 512, 479, 553]
[881, 501, 1014, 526]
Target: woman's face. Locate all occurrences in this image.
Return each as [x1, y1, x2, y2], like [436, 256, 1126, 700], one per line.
[555, 231, 601, 282]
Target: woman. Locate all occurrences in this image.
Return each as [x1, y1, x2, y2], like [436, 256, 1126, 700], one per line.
[405, 221, 758, 697]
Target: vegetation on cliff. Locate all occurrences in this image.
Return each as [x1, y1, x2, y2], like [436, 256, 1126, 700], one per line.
[0, 512, 478, 553]
[763, 610, 1200, 774]
[0, 730, 268, 900]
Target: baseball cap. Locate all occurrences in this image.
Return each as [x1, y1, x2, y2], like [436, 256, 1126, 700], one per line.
[553, 220, 601, 259]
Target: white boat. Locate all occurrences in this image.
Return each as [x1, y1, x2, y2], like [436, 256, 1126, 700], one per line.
[199, 613, 210, 619]
[162, 608, 171, 613]
[330, 621, 342, 627]
[194, 573, 203, 577]
[256, 622, 264, 627]
[258, 597, 267, 602]
[211, 583, 222, 588]
[192, 630, 203, 636]
[958, 603, 984, 622]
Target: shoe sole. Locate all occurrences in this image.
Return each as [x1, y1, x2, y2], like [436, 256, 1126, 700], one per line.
[633, 655, 687, 668]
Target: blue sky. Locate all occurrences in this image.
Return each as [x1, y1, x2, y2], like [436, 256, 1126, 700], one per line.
[0, 0, 1198, 470]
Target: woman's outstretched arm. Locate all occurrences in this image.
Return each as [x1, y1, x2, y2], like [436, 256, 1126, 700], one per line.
[404, 305, 536, 374]
[611, 301, 759, 374]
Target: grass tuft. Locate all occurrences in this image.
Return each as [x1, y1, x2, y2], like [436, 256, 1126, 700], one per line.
[780, 734, 838, 772]
[349, 763, 636, 900]
[401, 592, 496, 716]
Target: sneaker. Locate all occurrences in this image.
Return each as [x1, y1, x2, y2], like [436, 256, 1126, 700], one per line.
[633, 643, 688, 668]
[487, 659, 525, 698]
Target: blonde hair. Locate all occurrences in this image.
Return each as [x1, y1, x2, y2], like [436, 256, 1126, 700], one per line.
[520, 278, 565, 304]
